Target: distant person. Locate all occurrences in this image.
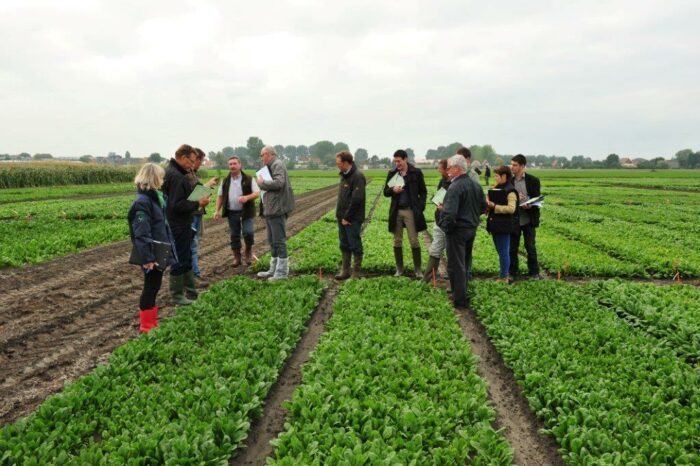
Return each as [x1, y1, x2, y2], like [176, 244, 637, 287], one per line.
[457, 147, 481, 185]
[486, 166, 519, 283]
[256, 145, 295, 281]
[213, 156, 260, 267]
[162, 144, 210, 305]
[423, 159, 450, 283]
[383, 149, 427, 278]
[438, 155, 486, 308]
[189, 148, 218, 280]
[509, 154, 541, 279]
[128, 163, 176, 332]
[484, 161, 491, 186]
[334, 150, 366, 279]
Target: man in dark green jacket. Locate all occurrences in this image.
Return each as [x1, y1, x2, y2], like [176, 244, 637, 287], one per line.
[334, 150, 366, 279]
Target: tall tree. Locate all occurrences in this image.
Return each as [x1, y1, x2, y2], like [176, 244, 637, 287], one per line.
[354, 148, 369, 165]
[297, 144, 309, 158]
[688, 152, 700, 169]
[246, 137, 265, 166]
[605, 153, 621, 168]
[405, 148, 415, 164]
[284, 145, 298, 162]
[333, 141, 350, 154]
[148, 153, 162, 163]
[274, 144, 285, 159]
[675, 148, 694, 168]
[309, 140, 336, 166]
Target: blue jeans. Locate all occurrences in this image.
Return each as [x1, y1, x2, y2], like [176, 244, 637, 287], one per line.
[191, 215, 202, 276]
[492, 233, 511, 278]
[338, 219, 363, 256]
[226, 210, 255, 250]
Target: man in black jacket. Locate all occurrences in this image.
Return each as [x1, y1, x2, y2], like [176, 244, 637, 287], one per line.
[438, 155, 486, 308]
[334, 150, 366, 279]
[162, 144, 211, 305]
[509, 154, 541, 279]
[383, 149, 427, 278]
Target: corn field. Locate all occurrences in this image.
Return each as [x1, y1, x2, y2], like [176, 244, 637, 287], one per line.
[0, 162, 138, 188]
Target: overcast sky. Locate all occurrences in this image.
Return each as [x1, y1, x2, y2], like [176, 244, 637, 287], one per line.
[1, 0, 698, 160]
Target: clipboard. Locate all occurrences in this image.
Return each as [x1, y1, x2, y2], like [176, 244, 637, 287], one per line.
[387, 172, 405, 188]
[129, 240, 172, 271]
[431, 187, 447, 205]
[187, 185, 213, 202]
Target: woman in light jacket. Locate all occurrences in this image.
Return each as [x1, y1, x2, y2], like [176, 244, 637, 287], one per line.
[486, 166, 519, 283]
[128, 163, 177, 332]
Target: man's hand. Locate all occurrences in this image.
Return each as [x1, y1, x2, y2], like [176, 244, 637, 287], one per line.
[205, 177, 218, 188]
[143, 262, 156, 270]
[238, 195, 249, 204]
[436, 203, 444, 212]
[257, 177, 264, 186]
[198, 195, 211, 207]
[392, 185, 403, 194]
[341, 219, 351, 226]
[213, 211, 221, 220]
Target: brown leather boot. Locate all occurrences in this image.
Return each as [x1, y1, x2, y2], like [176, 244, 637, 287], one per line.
[232, 248, 242, 267]
[243, 241, 254, 265]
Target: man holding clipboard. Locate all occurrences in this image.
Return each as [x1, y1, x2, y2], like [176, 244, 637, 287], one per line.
[162, 144, 211, 305]
[509, 154, 542, 280]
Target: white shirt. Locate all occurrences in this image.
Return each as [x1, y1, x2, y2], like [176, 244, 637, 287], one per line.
[218, 173, 259, 211]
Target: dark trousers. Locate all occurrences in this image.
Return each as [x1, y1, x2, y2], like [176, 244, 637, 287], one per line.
[170, 223, 193, 276]
[227, 210, 254, 250]
[266, 215, 288, 258]
[446, 227, 476, 307]
[139, 268, 163, 309]
[510, 224, 539, 276]
[338, 220, 363, 256]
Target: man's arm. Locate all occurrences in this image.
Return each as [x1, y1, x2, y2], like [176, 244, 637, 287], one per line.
[417, 170, 427, 211]
[343, 173, 366, 222]
[259, 161, 285, 191]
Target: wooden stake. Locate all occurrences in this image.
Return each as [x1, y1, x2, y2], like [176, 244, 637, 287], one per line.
[318, 267, 323, 280]
[674, 271, 681, 284]
[432, 268, 437, 288]
[557, 270, 561, 281]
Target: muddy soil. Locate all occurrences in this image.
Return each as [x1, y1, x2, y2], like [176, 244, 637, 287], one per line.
[0, 186, 338, 426]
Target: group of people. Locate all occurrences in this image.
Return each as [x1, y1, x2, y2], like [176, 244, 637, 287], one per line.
[128, 144, 541, 332]
[128, 144, 294, 332]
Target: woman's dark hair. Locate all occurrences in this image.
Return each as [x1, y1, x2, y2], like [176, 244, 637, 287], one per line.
[494, 165, 512, 184]
[457, 147, 471, 159]
[393, 149, 408, 159]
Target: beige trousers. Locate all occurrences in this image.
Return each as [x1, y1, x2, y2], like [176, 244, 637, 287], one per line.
[393, 208, 420, 248]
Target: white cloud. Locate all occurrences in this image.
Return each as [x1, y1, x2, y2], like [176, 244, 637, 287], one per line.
[0, 0, 698, 158]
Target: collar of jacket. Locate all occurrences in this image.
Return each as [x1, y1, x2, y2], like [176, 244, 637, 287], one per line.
[340, 164, 356, 178]
[169, 158, 188, 175]
[389, 163, 417, 174]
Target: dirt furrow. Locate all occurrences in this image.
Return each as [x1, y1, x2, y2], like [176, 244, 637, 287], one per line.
[0, 186, 337, 426]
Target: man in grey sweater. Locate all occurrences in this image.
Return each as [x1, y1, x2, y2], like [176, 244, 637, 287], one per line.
[256, 146, 295, 280]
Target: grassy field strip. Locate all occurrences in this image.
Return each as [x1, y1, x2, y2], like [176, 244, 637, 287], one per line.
[542, 207, 700, 277]
[536, 229, 648, 278]
[253, 182, 382, 274]
[0, 276, 325, 464]
[0, 163, 137, 189]
[0, 183, 135, 204]
[268, 277, 514, 464]
[585, 280, 700, 365]
[470, 280, 700, 464]
[0, 178, 338, 269]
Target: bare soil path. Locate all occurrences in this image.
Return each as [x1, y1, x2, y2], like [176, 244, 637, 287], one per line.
[0, 185, 338, 426]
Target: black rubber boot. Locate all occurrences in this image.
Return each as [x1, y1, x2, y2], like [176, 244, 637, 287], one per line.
[411, 247, 422, 279]
[393, 247, 404, 277]
[335, 251, 352, 280]
[422, 256, 440, 283]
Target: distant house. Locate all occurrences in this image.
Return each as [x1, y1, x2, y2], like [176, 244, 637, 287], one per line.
[666, 159, 680, 169]
[620, 157, 637, 168]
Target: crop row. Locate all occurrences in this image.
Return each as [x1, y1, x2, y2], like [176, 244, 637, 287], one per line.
[470, 280, 700, 464]
[544, 208, 700, 277]
[585, 280, 700, 364]
[0, 276, 325, 464]
[0, 163, 138, 189]
[269, 277, 514, 464]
